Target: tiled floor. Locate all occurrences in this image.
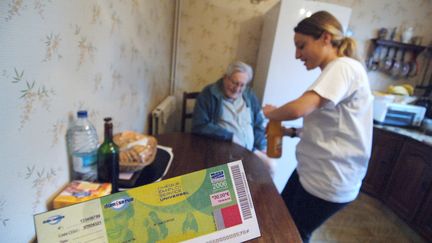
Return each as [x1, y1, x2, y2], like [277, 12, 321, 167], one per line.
[311, 193, 426, 243]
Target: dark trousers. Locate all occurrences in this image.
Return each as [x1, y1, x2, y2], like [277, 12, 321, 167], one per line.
[281, 170, 349, 243]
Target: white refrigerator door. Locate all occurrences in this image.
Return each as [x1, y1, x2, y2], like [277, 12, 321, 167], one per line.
[254, 0, 351, 192]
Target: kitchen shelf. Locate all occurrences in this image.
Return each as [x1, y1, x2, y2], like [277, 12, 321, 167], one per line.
[366, 38, 428, 78]
[371, 38, 426, 55]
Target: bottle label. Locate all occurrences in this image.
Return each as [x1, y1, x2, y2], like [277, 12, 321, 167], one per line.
[267, 136, 282, 158]
[275, 137, 282, 153]
[72, 151, 97, 173]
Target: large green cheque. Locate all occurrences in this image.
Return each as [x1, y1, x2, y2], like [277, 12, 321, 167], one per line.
[34, 160, 261, 242]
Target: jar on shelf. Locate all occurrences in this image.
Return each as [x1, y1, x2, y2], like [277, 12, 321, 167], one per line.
[401, 27, 413, 44]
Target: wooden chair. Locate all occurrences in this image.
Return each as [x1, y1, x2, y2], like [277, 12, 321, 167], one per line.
[181, 91, 200, 132]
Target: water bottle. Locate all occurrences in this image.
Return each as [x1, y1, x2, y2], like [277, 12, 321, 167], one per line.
[66, 110, 99, 181]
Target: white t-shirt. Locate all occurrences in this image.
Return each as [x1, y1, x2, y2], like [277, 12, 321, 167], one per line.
[296, 57, 373, 203]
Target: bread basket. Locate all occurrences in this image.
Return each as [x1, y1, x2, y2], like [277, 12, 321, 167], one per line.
[113, 131, 158, 172]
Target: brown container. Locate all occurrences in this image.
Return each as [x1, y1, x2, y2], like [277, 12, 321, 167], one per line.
[267, 120, 283, 158]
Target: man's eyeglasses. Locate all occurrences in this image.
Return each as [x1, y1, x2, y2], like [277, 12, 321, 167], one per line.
[228, 77, 248, 89]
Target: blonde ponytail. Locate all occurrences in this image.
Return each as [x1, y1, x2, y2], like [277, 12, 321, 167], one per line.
[336, 37, 359, 60]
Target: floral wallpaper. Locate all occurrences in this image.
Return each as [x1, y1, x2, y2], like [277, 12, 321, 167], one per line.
[175, 0, 432, 95]
[175, 0, 279, 94]
[0, 0, 174, 242]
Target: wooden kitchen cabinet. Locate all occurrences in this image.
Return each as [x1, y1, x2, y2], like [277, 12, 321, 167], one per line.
[363, 127, 432, 241]
[385, 139, 432, 222]
[362, 128, 404, 198]
[415, 186, 432, 240]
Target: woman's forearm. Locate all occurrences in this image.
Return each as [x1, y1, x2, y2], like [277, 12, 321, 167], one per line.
[266, 91, 324, 121]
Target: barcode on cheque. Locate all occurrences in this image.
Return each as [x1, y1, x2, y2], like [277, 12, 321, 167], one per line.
[230, 164, 252, 220]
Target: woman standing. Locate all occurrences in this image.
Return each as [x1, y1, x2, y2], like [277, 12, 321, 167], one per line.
[263, 11, 373, 242]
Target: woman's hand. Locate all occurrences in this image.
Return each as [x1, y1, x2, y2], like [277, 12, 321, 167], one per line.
[263, 104, 277, 118]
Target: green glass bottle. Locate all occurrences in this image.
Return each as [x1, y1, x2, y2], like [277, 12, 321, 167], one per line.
[97, 117, 119, 193]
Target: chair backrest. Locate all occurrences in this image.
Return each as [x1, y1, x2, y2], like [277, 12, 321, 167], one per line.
[181, 91, 200, 132]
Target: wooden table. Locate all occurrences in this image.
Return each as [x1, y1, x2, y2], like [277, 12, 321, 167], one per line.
[155, 132, 301, 243]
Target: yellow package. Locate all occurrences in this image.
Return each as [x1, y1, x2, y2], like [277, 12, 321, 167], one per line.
[53, 180, 111, 209]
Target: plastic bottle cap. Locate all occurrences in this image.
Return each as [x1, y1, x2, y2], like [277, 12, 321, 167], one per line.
[77, 110, 88, 118]
[104, 117, 112, 122]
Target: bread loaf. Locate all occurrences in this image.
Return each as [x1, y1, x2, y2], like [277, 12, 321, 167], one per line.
[113, 131, 157, 172]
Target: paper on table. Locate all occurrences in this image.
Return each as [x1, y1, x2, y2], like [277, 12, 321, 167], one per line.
[34, 160, 261, 243]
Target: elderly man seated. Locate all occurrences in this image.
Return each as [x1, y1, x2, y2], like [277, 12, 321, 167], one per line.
[191, 61, 274, 175]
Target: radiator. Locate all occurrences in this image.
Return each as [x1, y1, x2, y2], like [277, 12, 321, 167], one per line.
[151, 95, 176, 135]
